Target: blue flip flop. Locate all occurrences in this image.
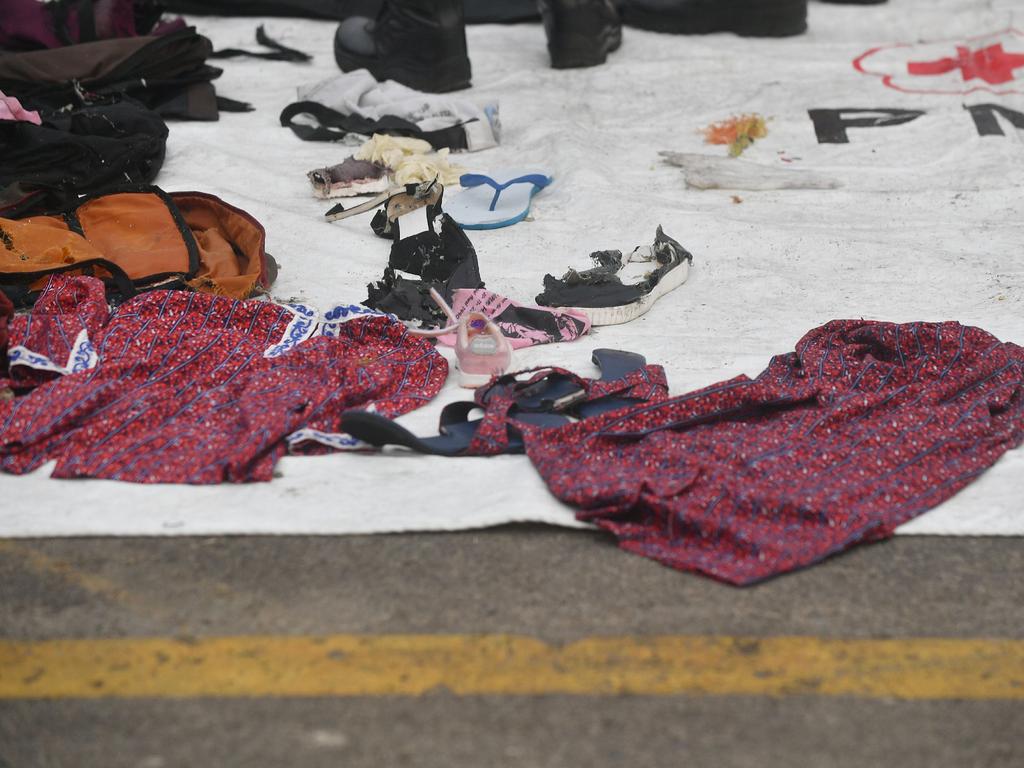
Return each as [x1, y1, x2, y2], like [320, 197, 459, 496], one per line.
[446, 169, 553, 230]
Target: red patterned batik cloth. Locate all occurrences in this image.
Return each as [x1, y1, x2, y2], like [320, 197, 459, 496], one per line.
[0, 276, 447, 483]
[522, 320, 1024, 585]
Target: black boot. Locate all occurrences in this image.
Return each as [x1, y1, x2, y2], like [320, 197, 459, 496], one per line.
[334, 0, 471, 93]
[621, 0, 807, 37]
[539, 0, 622, 69]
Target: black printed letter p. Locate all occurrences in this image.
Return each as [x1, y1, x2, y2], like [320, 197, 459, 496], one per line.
[808, 108, 927, 144]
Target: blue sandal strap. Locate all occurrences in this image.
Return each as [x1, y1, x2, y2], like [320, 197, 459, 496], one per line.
[459, 173, 552, 212]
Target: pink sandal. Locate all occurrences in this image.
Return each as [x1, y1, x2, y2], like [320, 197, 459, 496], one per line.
[411, 288, 513, 388]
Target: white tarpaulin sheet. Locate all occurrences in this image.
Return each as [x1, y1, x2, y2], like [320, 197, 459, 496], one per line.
[2, 0, 1022, 537]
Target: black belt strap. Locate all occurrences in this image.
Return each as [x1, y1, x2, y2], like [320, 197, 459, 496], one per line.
[217, 96, 255, 113]
[279, 100, 471, 151]
[211, 25, 313, 62]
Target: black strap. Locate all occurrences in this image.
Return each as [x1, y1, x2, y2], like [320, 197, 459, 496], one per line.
[0, 258, 137, 302]
[49, 0, 74, 46]
[77, 0, 97, 43]
[210, 25, 313, 62]
[279, 101, 471, 151]
[216, 96, 255, 113]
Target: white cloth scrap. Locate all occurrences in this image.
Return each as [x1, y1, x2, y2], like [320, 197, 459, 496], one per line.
[297, 68, 500, 151]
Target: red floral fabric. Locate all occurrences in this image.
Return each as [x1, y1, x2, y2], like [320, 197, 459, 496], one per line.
[0, 276, 447, 483]
[522, 320, 1024, 585]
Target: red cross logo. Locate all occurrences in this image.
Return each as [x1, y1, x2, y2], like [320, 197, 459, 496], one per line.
[853, 29, 1024, 96]
[908, 43, 1024, 85]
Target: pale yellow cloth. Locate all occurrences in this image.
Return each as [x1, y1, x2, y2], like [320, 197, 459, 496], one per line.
[354, 134, 465, 186]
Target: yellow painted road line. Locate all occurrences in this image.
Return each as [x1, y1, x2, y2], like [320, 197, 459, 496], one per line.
[1, 635, 1022, 700]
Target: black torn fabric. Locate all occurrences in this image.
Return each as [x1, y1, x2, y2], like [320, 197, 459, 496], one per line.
[0, 97, 167, 217]
[364, 213, 484, 326]
[365, 269, 443, 326]
[536, 226, 693, 309]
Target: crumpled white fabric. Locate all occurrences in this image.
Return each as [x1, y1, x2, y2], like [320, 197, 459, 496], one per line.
[297, 69, 500, 151]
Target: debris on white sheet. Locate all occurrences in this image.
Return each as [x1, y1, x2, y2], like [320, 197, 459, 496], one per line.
[295, 69, 501, 152]
[354, 134, 465, 185]
[701, 113, 769, 157]
[355, 134, 432, 168]
[307, 157, 390, 199]
[392, 148, 463, 186]
[659, 151, 842, 191]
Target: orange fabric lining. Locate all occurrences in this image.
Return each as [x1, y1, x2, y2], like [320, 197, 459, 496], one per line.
[173, 193, 266, 299]
[0, 216, 106, 273]
[76, 193, 191, 279]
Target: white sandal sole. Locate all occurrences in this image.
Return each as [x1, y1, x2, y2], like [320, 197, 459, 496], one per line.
[555, 258, 691, 326]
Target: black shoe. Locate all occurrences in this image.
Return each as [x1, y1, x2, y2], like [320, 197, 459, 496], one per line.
[539, 0, 622, 69]
[333, 0, 472, 93]
[535, 226, 693, 326]
[622, 0, 807, 37]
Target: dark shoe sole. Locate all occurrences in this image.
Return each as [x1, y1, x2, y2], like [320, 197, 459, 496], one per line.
[333, 34, 472, 93]
[623, 0, 807, 37]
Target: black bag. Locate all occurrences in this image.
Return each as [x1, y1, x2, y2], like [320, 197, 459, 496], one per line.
[0, 97, 168, 217]
[0, 28, 245, 120]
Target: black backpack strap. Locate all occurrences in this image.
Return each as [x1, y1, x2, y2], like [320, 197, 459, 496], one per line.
[216, 96, 255, 113]
[210, 25, 313, 62]
[279, 101, 470, 151]
[49, 0, 74, 46]
[0, 258, 137, 304]
[77, 0, 97, 43]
